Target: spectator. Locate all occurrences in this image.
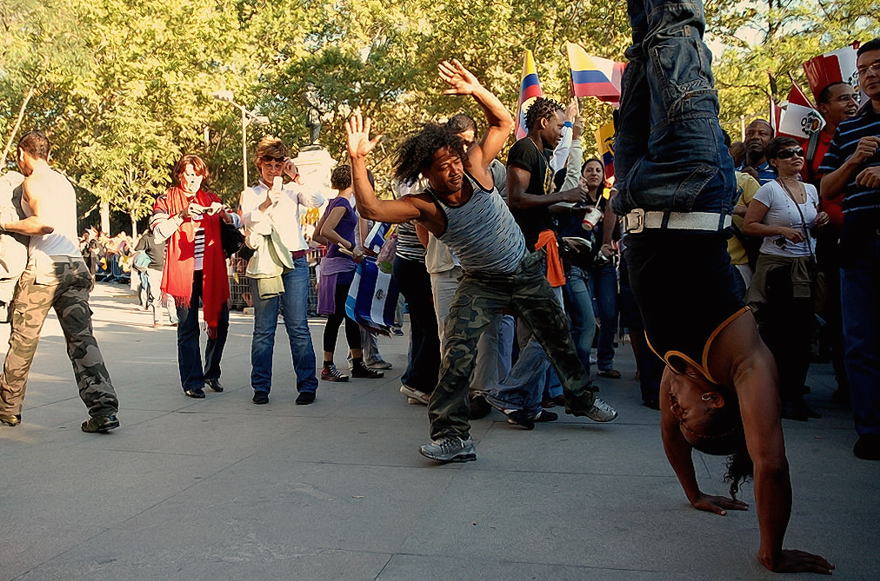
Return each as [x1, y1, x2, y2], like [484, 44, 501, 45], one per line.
[150, 154, 241, 399]
[739, 119, 777, 185]
[743, 137, 828, 420]
[819, 38, 880, 460]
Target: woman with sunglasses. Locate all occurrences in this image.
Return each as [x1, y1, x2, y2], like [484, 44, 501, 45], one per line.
[743, 137, 829, 421]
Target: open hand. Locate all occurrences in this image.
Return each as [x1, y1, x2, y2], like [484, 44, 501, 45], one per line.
[345, 111, 382, 160]
[691, 492, 749, 516]
[439, 59, 482, 96]
[760, 549, 834, 575]
[283, 159, 300, 182]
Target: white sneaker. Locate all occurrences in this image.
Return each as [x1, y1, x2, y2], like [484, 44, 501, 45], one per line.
[419, 436, 476, 463]
[400, 384, 429, 405]
[585, 396, 618, 422]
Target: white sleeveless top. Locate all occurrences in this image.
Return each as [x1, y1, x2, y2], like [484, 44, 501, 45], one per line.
[24, 170, 82, 262]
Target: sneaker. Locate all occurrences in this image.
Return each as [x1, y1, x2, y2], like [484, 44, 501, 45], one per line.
[367, 359, 393, 370]
[469, 394, 492, 420]
[853, 435, 880, 460]
[565, 395, 618, 422]
[419, 436, 476, 463]
[295, 391, 316, 405]
[321, 364, 349, 382]
[0, 413, 21, 427]
[532, 409, 558, 422]
[400, 384, 429, 405]
[81, 414, 120, 433]
[351, 360, 384, 379]
[252, 391, 269, 405]
[505, 409, 535, 430]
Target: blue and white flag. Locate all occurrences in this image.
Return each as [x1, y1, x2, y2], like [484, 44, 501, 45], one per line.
[345, 257, 400, 335]
[364, 222, 393, 255]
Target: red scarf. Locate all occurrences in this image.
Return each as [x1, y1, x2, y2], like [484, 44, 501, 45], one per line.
[160, 187, 229, 338]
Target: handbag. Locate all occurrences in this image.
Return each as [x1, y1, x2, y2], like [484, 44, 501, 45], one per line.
[220, 220, 245, 259]
[132, 250, 151, 272]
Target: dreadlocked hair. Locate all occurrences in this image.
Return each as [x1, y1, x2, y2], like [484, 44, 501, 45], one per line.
[525, 97, 564, 131]
[687, 395, 754, 500]
[393, 123, 466, 187]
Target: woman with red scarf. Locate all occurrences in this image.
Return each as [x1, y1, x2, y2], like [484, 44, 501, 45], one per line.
[150, 154, 241, 398]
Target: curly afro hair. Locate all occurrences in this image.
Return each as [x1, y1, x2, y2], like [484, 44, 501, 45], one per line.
[525, 97, 564, 131]
[393, 123, 466, 186]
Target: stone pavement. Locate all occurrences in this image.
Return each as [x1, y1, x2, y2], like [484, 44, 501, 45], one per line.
[0, 282, 877, 581]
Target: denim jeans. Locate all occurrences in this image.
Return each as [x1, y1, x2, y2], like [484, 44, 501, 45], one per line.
[563, 265, 597, 372]
[590, 262, 619, 371]
[840, 236, 880, 436]
[613, 0, 736, 218]
[177, 271, 229, 391]
[250, 257, 318, 394]
[394, 256, 440, 394]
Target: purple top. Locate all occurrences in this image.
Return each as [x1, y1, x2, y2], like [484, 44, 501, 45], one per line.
[324, 196, 358, 259]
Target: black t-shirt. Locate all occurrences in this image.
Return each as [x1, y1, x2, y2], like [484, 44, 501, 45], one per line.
[507, 137, 555, 250]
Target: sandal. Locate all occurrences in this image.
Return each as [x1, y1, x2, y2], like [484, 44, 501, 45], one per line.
[598, 369, 621, 379]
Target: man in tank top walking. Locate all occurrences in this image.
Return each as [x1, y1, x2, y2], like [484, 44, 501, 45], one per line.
[0, 131, 120, 432]
[345, 60, 617, 463]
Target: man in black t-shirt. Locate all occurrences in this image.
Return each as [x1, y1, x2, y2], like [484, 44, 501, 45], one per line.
[507, 97, 586, 250]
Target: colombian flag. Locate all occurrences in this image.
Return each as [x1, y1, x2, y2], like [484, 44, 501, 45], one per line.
[595, 119, 616, 180]
[567, 42, 625, 103]
[515, 50, 544, 139]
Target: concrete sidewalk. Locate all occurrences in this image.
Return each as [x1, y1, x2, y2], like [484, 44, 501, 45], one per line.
[0, 282, 876, 580]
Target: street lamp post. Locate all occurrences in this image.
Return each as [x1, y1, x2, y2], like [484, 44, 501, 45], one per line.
[212, 90, 270, 190]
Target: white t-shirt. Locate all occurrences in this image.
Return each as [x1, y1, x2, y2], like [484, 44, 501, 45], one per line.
[753, 180, 818, 258]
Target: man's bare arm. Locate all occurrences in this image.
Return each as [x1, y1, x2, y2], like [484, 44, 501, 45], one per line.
[507, 166, 585, 209]
[2, 177, 53, 236]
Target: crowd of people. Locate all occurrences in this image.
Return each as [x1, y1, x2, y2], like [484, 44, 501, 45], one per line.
[3, 0, 879, 574]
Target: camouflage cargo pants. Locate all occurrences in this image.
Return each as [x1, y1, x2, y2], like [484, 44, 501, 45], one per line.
[0, 258, 118, 417]
[428, 251, 595, 440]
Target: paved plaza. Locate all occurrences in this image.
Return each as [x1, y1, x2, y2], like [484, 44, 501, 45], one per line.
[0, 282, 877, 580]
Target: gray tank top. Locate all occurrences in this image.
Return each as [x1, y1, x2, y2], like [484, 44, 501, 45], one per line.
[427, 175, 525, 275]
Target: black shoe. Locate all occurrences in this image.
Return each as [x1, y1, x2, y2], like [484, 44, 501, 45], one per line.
[532, 409, 558, 423]
[252, 391, 269, 405]
[184, 388, 206, 399]
[781, 400, 808, 421]
[295, 391, 316, 405]
[468, 394, 492, 420]
[81, 414, 120, 433]
[853, 435, 880, 460]
[0, 413, 21, 427]
[505, 409, 535, 430]
[205, 379, 224, 393]
[351, 360, 384, 379]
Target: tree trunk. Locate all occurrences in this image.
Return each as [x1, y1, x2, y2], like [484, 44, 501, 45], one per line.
[131, 213, 137, 238]
[100, 201, 110, 234]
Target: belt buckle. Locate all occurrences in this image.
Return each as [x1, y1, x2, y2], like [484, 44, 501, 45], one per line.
[624, 208, 645, 234]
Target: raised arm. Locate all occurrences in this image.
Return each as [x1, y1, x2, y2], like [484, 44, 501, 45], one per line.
[439, 59, 513, 183]
[346, 112, 423, 225]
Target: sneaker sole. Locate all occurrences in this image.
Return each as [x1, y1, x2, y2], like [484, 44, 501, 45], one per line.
[418, 449, 477, 463]
[400, 386, 429, 405]
[566, 407, 619, 422]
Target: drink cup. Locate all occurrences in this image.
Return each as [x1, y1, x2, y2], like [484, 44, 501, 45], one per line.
[582, 206, 603, 230]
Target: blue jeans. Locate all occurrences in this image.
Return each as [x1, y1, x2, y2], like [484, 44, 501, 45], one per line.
[590, 262, 619, 371]
[613, 0, 736, 218]
[250, 257, 318, 394]
[176, 271, 229, 391]
[841, 237, 880, 436]
[562, 265, 596, 373]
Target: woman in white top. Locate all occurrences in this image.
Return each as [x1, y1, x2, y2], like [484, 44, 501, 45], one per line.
[743, 137, 829, 421]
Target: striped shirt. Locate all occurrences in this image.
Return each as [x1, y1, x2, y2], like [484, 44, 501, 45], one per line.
[427, 174, 525, 275]
[819, 104, 880, 228]
[395, 220, 426, 262]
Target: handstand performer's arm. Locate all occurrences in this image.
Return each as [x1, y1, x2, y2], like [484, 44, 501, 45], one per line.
[346, 112, 424, 225]
[438, 59, 513, 185]
[712, 314, 834, 574]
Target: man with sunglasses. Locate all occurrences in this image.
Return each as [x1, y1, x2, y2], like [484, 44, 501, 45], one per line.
[240, 136, 324, 406]
[820, 37, 880, 460]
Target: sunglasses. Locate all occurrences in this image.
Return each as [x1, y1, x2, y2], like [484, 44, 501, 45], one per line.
[261, 155, 285, 163]
[775, 148, 804, 160]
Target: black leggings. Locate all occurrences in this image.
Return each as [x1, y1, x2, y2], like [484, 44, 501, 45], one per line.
[323, 280, 362, 354]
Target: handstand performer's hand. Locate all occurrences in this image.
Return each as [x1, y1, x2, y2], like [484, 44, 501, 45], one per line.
[345, 111, 382, 160]
[439, 59, 482, 96]
[691, 492, 749, 516]
[761, 549, 834, 575]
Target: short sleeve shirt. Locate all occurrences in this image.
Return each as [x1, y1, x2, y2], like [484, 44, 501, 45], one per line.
[507, 137, 555, 250]
[753, 180, 818, 258]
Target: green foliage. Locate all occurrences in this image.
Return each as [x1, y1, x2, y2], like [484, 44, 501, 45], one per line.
[0, 0, 876, 226]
